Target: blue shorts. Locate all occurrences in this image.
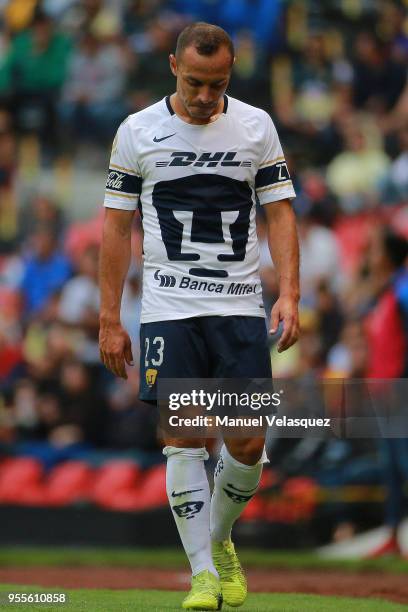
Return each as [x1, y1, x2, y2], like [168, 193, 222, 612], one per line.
[139, 315, 272, 402]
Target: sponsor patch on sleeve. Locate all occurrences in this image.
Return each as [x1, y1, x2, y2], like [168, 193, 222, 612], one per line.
[105, 168, 142, 195]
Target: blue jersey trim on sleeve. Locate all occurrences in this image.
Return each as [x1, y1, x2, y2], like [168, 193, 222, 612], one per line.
[255, 161, 291, 190]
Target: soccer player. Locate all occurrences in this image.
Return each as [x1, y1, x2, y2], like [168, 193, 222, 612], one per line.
[99, 22, 299, 611]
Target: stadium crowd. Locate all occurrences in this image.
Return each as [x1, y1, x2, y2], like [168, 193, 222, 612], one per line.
[0, 0, 408, 546]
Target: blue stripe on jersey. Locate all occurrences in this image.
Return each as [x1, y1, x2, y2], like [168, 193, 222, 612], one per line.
[106, 169, 142, 195]
[255, 161, 290, 189]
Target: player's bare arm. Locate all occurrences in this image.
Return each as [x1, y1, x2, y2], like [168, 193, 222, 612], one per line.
[99, 207, 135, 379]
[264, 199, 300, 352]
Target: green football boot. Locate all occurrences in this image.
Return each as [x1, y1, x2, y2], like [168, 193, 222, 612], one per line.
[182, 569, 223, 610]
[212, 539, 247, 607]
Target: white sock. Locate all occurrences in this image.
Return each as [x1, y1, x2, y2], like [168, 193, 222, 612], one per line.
[163, 446, 218, 577]
[210, 444, 267, 542]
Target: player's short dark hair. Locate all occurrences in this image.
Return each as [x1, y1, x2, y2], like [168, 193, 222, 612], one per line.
[175, 22, 234, 64]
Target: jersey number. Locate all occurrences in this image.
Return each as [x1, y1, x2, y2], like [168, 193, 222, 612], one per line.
[145, 336, 164, 367]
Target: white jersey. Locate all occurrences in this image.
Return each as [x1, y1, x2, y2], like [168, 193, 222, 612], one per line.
[103, 95, 296, 323]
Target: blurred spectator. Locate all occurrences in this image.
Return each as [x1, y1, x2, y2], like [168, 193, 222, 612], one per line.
[0, 321, 24, 392]
[272, 31, 351, 164]
[64, 209, 104, 264]
[278, 32, 337, 124]
[0, 29, 11, 104]
[378, 2, 408, 64]
[20, 225, 72, 318]
[43, 0, 122, 38]
[326, 319, 368, 378]
[380, 75, 408, 136]
[358, 228, 408, 557]
[315, 280, 343, 361]
[18, 194, 65, 243]
[217, 0, 283, 53]
[326, 113, 390, 211]
[0, 9, 72, 155]
[24, 321, 74, 389]
[351, 30, 406, 115]
[128, 19, 178, 105]
[381, 121, 408, 204]
[229, 31, 270, 110]
[122, 0, 168, 38]
[41, 0, 77, 20]
[0, 256, 23, 296]
[2, 0, 38, 34]
[58, 244, 99, 326]
[75, 0, 122, 39]
[58, 244, 100, 363]
[298, 210, 341, 303]
[10, 378, 38, 438]
[51, 358, 109, 447]
[170, 0, 283, 53]
[121, 265, 142, 354]
[59, 30, 129, 146]
[108, 369, 158, 450]
[294, 309, 323, 377]
[0, 110, 17, 250]
[363, 227, 408, 379]
[168, 0, 219, 24]
[270, 308, 323, 379]
[5, 358, 109, 452]
[293, 169, 338, 223]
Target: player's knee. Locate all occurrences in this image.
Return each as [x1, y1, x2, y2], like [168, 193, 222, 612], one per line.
[227, 438, 265, 466]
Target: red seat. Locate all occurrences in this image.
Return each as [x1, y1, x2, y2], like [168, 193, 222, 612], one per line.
[136, 464, 167, 509]
[94, 464, 167, 512]
[45, 461, 94, 506]
[91, 461, 142, 507]
[0, 287, 21, 321]
[14, 483, 48, 506]
[100, 489, 146, 511]
[258, 469, 278, 490]
[240, 496, 265, 521]
[0, 457, 43, 503]
[283, 476, 318, 500]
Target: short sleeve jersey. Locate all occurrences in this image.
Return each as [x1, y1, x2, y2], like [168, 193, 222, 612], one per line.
[104, 95, 296, 323]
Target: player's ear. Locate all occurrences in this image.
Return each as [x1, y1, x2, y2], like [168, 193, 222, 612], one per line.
[169, 54, 177, 77]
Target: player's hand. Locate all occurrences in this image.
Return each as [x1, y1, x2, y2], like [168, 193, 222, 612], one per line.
[99, 320, 134, 379]
[269, 295, 299, 352]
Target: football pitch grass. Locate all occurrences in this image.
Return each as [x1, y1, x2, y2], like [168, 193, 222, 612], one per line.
[0, 546, 407, 573]
[0, 585, 406, 612]
[0, 548, 407, 611]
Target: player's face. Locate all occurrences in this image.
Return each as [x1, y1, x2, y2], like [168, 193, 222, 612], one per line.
[170, 45, 233, 122]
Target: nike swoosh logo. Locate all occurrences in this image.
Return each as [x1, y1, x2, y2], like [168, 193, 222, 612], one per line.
[227, 483, 258, 493]
[171, 488, 203, 498]
[153, 133, 176, 142]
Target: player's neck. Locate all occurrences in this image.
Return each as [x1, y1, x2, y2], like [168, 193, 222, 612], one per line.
[170, 93, 224, 125]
